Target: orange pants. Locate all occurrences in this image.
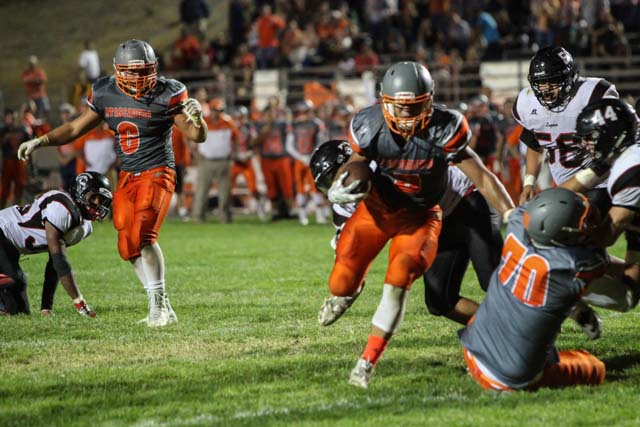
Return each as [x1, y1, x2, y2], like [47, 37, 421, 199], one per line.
[329, 190, 442, 297]
[231, 160, 258, 194]
[0, 160, 26, 207]
[464, 348, 605, 391]
[113, 166, 175, 261]
[293, 159, 315, 195]
[261, 157, 293, 200]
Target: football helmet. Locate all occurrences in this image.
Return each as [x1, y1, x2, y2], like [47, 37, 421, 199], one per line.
[69, 172, 113, 221]
[576, 98, 638, 162]
[528, 46, 578, 112]
[380, 61, 434, 139]
[113, 39, 158, 99]
[310, 140, 353, 193]
[523, 188, 596, 247]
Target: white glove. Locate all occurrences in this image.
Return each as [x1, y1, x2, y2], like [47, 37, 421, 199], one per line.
[181, 98, 204, 128]
[17, 136, 48, 160]
[328, 172, 370, 204]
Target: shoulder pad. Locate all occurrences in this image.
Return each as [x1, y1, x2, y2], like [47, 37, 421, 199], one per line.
[428, 107, 470, 153]
[350, 105, 384, 151]
[158, 77, 187, 97]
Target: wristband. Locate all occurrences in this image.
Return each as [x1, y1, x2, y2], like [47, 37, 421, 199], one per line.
[523, 174, 537, 187]
[574, 168, 601, 188]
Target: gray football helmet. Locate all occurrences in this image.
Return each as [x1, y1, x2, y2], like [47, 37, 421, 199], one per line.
[380, 61, 434, 138]
[113, 39, 158, 98]
[524, 188, 595, 247]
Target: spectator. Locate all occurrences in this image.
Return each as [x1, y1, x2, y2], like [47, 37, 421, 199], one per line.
[531, 0, 560, 49]
[191, 98, 239, 223]
[56, 103, 78, 190]
[592, 10, 630, 58]
[180, 0, 211, 41]
[281, 20, 308, 70]
[229, 0, 251, 52]
[232, 43, 257, 87]
[353, 38, 379, 74]
[78, 40, 101, 82]
[173, 28, 203, 70]
[72, 122, 117, 187]
[0, 109, 30, 208]
[466, 94, 502, 171]
[68, 69, 92, 111]
[21, 55, 49, 118]
[446, 12, 472, 53]
[475, 10, 502, 60]
[255, 4, 286, 69]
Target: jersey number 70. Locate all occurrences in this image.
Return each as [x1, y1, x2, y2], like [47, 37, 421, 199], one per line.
[498, 233, 550, 307]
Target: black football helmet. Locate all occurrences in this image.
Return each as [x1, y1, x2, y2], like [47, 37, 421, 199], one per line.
[69, 172, 113, 221]
[310, 140, 353, 193]
[380, 61, 434, 139]
[576, 98, 638, 162]
[113, 39, 158, 99]
[524, 188, 596, 247]
[528, 47, 578, 112]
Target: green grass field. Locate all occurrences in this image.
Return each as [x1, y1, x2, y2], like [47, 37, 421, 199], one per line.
[2, 218, 640, 427]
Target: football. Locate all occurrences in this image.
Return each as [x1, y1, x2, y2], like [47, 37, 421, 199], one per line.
[337, 161, 373, 194]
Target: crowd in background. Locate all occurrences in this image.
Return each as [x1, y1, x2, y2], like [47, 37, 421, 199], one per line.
[164, 0, 638, 75]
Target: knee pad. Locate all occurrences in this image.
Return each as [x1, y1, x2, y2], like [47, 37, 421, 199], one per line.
[372, 284, 409, 334]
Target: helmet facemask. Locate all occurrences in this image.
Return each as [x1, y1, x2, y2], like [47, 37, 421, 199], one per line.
[114, 60, 157, 99]
[381, 92, 433, 139]
[81, 189, 112, 221]
[530, 74, 575, 112]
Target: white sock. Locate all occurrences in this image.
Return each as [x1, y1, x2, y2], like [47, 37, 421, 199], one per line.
[132, 257, 147, 288]
[141, 243, 165, 293]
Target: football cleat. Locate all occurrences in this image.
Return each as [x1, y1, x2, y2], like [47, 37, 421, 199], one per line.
[318, 282, 365, 326]
[139, 289, 169, 327]
[570, 302, 601, 340]
[349, 358, 374, 388]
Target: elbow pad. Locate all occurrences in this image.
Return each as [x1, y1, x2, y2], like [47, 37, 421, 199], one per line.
[51, 253, 72, 277]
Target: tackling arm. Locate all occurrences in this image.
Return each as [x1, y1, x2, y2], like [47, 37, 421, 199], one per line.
[456, 147, 515, 218]
[589, 206, 636, 248]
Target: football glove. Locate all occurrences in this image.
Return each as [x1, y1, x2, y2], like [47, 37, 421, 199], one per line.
[181, 98, 204, 128]
[328, 172, 369, 204]
[74, 299, 97, 318]
[17, 135, 49, 160]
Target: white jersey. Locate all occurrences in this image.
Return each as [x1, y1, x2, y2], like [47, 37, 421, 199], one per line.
[513, 77, 618, 186]
[607, 143, 640, 209]
[332, 165, 473, 224]
[0, 190, 92, 254]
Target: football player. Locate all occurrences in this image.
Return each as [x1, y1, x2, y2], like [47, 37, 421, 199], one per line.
[311, 140, 503, 326]
[17, 39, 208, 327]
[561, 98, 640, 312]
[287, 100, 328, 225]
[460, 188, 614, 391]
[0, 172, 112, 317]
[322, 61, 515, 388]
[515, 46, 618, 212]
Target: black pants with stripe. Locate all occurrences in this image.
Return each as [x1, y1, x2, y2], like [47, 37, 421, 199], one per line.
[0, 229, 29, 315]
[423, 191, 503, 316]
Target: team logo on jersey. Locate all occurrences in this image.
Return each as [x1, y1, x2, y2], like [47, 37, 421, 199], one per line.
[545, 122, 558, 128]
[531, 109, 537, 115]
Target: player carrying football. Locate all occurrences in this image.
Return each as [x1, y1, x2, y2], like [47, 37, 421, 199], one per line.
[17, 39, 208, 327]
[322, 61, 514, 388]
[0, 172, 111, 316]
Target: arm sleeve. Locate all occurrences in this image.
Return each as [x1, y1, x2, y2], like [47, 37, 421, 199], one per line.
[41, 255, 59, 311]
[519, 127, 541, 150]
